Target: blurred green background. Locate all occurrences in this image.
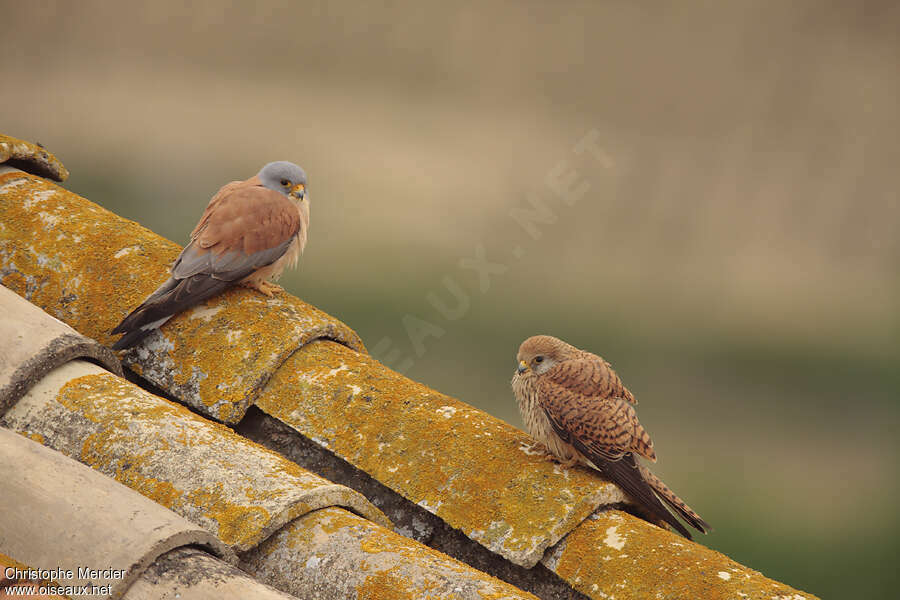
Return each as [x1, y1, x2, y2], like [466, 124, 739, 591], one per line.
[4, 1, 898, 597]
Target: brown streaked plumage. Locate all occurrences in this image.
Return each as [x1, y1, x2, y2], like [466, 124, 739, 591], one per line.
[111, 161, 309, 350]
[511, 334, 710, 539]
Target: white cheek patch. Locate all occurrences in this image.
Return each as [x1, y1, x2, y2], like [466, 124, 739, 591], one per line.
[534, 359, 557, 375]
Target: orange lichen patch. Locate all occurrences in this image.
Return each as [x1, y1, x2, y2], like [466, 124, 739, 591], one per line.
[124, 284, 366, 423]
[257, 339, 627, 568]
[0, 134, 69, 181]
[1, 369, 386, 551]
[18, 431, 45, 445]
[0, 171, 365, 424]
[0, 552, 28, 572]
[0, 171, 179, 343]
[546, 510, 818, 600]
[358, 568, 420, 600]
[183, 484, 272, 547]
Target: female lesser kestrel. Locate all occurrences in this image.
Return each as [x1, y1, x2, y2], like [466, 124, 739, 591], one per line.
[512, 334, 710, 538]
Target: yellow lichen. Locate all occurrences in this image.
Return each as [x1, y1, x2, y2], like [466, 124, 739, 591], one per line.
[18, 431, 45, 445]
[50, 370, 389, 545]
[0, 171, 364, 424]
[357, 567, 420, 600]
[0, 552, 67, 597]
[0, 133, 69, 181]
[258, 339, 614, 561]
[185, 484, 271, 547]
[553, 511, 817, 600]
[49, 373, 297, 549]
[359, 534, 396, 555]
[0, 171, 177, 344]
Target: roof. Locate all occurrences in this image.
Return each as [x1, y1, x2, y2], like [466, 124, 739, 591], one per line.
[0, 283, 122, 414]
[0, 427, 234, 599]
[0, 136, 818, 599]
[0, 282, 534, 599]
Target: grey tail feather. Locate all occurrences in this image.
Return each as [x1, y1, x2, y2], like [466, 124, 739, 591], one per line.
[111, 328, 153, 350]
[111, 316, 172, 350]
[111, 277, 180, 335]
[110, 275, 231, 349]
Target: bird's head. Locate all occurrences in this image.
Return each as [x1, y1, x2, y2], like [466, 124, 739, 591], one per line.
[259, 161, 308, 201]
[515, 335, 576, 376]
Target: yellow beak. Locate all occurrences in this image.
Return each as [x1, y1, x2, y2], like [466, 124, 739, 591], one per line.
[517, 360, 528, 374]
[291, 183, 306, 200]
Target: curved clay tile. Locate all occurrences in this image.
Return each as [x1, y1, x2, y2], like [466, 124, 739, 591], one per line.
[0, 165, 363, 424]
[0, 428, 235, 600]
[2, 360, 390, 552]
[0, 135, 68, 182]
[124, 548, 298, 600]
[0, 285, 122, 417]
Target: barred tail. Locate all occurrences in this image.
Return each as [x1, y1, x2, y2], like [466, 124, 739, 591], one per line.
[639, 464, 712, 534]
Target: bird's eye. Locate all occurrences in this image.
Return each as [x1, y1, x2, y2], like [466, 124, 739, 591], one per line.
[534, 356, 544, 364]
[281, 179, 290, 187]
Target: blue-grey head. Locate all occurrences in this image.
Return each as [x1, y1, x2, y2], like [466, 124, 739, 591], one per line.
[258, 161, 307, 200]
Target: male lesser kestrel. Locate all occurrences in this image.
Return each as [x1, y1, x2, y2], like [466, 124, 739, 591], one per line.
[512, 334, 710, 538]
[111, 161, 309, 350]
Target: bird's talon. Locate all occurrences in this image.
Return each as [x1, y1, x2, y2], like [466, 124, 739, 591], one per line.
[525, 441, 550, 456]
[241, 280, 282, 298]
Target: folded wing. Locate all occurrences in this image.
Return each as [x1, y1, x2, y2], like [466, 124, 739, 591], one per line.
[544, 354, 637, 404]
[536, 370, 697, 539]
[111, 180, 301, 349]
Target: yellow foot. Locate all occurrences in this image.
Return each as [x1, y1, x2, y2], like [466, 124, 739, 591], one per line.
[242, 280, 283, 298]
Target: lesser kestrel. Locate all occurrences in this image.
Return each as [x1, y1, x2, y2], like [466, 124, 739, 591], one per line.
[111, 161, 309, 350]
[511, 335, 710, 538]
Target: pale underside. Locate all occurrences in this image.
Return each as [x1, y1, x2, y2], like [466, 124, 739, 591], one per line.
[512, 373, 583, 464]
[239, 225, 303, 287]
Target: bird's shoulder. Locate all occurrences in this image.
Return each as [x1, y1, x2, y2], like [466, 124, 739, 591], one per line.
[535, 363, 655, 461]
[190, 178, 254, 240]
[541, 352, 637, 404]
[190, 179, 301, 253]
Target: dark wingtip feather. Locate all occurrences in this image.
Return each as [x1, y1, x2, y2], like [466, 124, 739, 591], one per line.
[660, 495, 713, 534]
[587, 450, 694, 539]
[111, 328, 152, 350]
[110, 274, 233, 348]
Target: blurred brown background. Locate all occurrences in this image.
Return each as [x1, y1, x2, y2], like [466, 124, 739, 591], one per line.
[4, 1, 898, 597]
